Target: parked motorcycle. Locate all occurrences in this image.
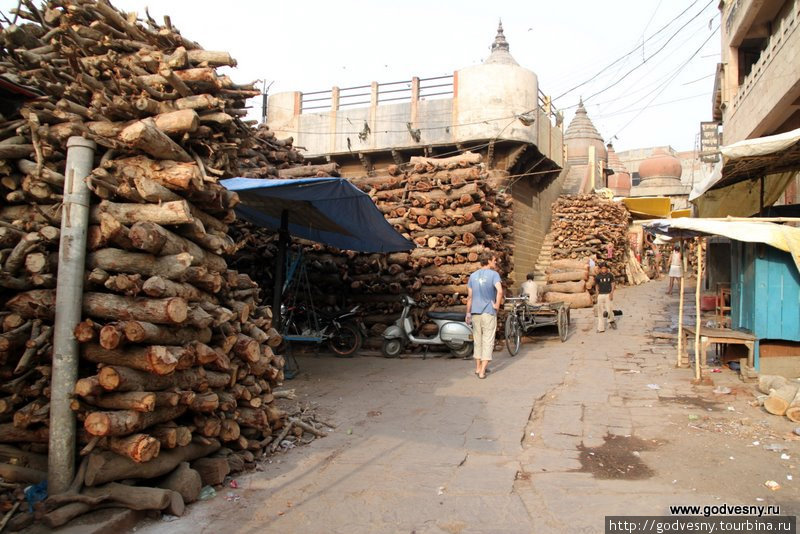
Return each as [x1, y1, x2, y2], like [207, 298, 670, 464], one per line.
[381, 295, 473, 358]
[281, 303, 367, 357]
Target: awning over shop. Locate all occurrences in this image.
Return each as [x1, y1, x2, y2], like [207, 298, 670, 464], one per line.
[221, 177, 414, 253]
[622, 197, 672, 219]
[690, 127, 800, 217]
[644, 218, 800, 274]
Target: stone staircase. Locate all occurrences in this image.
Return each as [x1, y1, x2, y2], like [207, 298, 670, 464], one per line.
[533, 232, 554, 282]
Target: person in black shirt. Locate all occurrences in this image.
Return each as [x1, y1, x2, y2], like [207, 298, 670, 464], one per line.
[594, 263, 616, 332]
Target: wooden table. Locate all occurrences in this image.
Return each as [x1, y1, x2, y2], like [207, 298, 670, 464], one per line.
[680, 326, 756, 371]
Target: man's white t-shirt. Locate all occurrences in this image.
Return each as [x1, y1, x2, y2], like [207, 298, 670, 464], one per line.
[521, 280, 539, 305]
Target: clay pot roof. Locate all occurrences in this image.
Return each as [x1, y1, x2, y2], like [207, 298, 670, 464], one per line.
[484, 21, 519, 66]
[564, 100, 604, 142]
[639, 147, 682, 179]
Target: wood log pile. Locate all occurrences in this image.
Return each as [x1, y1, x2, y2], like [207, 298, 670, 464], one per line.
[542, 258, 594, 309]
[231, 153, 514, 342]
[550, 194, 631, 283]
[758, 375, 800, 422]
[0, 0, 311, 528]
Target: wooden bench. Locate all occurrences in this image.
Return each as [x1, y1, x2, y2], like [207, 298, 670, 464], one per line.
[680, 326, 755, 371]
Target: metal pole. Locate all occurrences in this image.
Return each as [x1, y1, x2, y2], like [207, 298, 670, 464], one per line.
[272, 209, 289, 331]
[694, 237, 703, 382]
[677, 240, 685, 368]
[49, 136, 96, 494]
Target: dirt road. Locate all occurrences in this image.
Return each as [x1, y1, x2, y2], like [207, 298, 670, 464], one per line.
[137, 280, 800, 534]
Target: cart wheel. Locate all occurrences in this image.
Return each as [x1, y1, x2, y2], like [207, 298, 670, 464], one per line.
[558, 309, 569, 342]
[505, 314, 521, 356]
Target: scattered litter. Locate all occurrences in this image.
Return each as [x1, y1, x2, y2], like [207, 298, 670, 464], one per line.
[729, 456, 735, 460]
[622, 370, 641, 374]
[199, 486, 216, 501]
[788, 475, 793, 481]
[756, 498, 765, 502]
[647, 384, 661, 390]
[726, 406, 736, 411]
[24, 480, 47, 513]
[764, 444, 789, 452]
[437, 486, 445, 496]
[672, 480, 678, 484]
[225, 492, 240, 503]
[711, 368, 722, 373]
[530, 433, 535, 437]
[632, 451, 640, 457]
[347, 429, 353, 435]
[781, 453, 791, 460]
[229, 480, 239, 489]
[795, 427, 800, 437]
[752, 441, 761, 446]
[688, 414, 700, 421]
[764, 480, 781, 491]
[713, 386, 732, 395]
[161, 515, 179, 522]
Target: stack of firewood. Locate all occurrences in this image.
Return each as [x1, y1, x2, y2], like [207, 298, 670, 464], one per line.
[230, 153, 513, 343]
[0, 0, 316, 528]
[549, 194, 631, 282]
[541, 258, 594, 308]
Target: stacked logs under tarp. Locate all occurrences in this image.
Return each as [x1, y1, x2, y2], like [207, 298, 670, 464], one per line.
[0, 0, 321, 529]
[230, 152, 514, 343]
[541, 258, 594, 309]
[550, 194, 631, 283]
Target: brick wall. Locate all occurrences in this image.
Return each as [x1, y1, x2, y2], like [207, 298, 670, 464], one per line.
[510, 166, 569, 288]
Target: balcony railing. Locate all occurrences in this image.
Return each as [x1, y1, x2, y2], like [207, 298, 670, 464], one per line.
[731, 0, 800, 113]
[300, 75, 454, 114]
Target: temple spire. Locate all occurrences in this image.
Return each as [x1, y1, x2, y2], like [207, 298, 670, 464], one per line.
[485, 20, 518, 65]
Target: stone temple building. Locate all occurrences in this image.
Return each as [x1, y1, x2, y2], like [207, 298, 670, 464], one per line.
[606, 143, 631, 197]
[562, 99, 607, 194]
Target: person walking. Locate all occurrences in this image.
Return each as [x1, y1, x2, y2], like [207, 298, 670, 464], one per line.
[594, 262, 616, 333]
[666, 245, 682, 295]
[466, 253, 503, 379]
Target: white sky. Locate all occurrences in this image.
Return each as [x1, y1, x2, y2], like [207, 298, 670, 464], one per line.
[2, 0, 722, 152]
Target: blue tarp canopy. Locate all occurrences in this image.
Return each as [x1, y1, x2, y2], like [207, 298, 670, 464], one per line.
[221, 177, 414, 252]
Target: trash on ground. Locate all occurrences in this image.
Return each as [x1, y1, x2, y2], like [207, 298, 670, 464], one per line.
[764, 480, 781, 491]
[713, 386, 732, 395]
[229, 480, 239, 489]
[161, 515, 179, 522]
[647, 384, 661, 390]
[764, 443, 788, 452]
[781, 453, 791, 460]
[688, 414, 700, 421]
[199, 486, 217, 501]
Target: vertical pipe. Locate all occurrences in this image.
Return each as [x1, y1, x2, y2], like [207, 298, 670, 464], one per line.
[272, 209, 289, 331]
[677, 241, 685, 368]
[694, 237, 703, 381]
[49, 136, 96, 494]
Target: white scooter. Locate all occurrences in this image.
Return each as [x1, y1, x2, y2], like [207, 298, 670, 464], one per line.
[381, 295, 473, 358]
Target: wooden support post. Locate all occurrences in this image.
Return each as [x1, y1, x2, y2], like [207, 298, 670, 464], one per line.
[694, 237, 703, 381]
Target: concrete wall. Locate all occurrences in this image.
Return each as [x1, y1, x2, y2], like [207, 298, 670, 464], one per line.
[510, 166, 569, 289]
[719, 0, 800, 142]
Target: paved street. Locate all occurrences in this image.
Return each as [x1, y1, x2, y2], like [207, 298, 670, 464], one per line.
[138, 280, 800, 534]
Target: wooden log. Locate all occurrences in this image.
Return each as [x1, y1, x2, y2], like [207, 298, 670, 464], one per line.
[91, 200, 193, 225]
[111, 156, 202, 191]
[97, 365, 209, 393]
[758, 375, 788, 394]
[0, 462, 46, 483]
[191, 457, 230, 486]
[129, 222, 227, 272]
[764, 384, 799, 416]
[546, 270, 589, 282]
[153, 109, 199, 135]
[84, 292, 188, 325]
[88, 249, 192, 280]
[785, 387, 800, 423]
[0, 423, 48, 443]
[119, 118, 192, 162]
[543, 291, 592, 308]
[123, 320, 211, 345]
[277, 163, 339, 178]
[81, 482, 172, 510]
[544, 281, 586, 294]
[550, 259, 589, 270]
[158, 462, 202, 504]
[84, 405, 188, 437]
[83, 344, 182, 375]
[0, 444, 47, 471]
[142, 276, 210, 302]
[85, 440, 221, 486]
[99, 322, 125, 350]
[75, 376, 104, 398]
[187, 49, 237, 67]
[88, 392, 156, 412]
[106, 434, 161, 463]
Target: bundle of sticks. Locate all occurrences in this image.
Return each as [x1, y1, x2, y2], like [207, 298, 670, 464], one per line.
[549, 194, 631, 282]
[231, 153, 514, 343]
[0, 0, 312, 528]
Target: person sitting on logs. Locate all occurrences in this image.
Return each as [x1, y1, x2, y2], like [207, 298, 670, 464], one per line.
[521, 273, 539, 306]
